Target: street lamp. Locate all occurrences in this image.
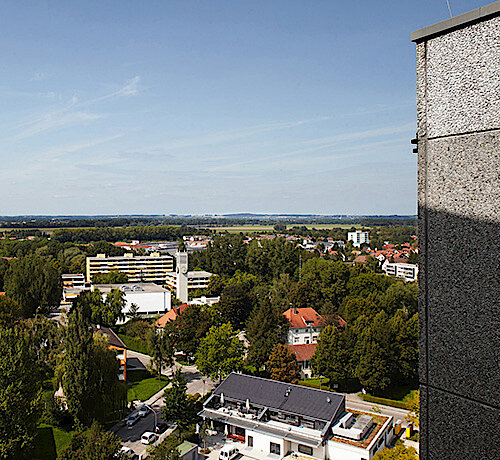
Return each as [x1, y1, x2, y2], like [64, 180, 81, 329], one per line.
[143, 403, 158, 432]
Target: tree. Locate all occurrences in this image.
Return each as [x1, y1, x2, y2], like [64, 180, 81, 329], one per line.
[173, 305, 212, 359]
[91, 270, 128, 284]
[216, 284, 254, 328]
[148, 435, 182, 460]
[383, 282, 418, 316]
[389, 311, 418, 383]
[195, 323, 244, 381]
[161, 370, 197, 440]
[355, 311, 395, 393]
[311, 325, 351, 384]
[406, 390, 420, 427]
[338, 297, 380, 323]
[0, 326, 42, 458]
[372, 444, 418, 460]
[74, 289, 126, 327]
[266, 344, 300, 384]
[57, 421, 122, 459]
[147, 326, 175, 381]
[246, 298, 288, 368]
[5, 255, 62, 316]
[0, 295, 23, 328]
[58, 302, 126, 426]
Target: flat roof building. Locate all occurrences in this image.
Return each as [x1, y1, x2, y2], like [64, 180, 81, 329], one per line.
[86, 252, 173, 283]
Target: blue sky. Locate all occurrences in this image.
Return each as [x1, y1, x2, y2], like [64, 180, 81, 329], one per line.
[0, 0, 487, 215]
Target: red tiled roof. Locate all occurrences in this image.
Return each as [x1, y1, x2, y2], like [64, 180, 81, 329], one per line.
[287, 344, 317, 362]
[0, 292, 5, 296]
[155, 304, 189, 328]
[283, 307, 324, 329]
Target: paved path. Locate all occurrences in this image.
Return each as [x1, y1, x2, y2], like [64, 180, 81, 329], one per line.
[113, 353, 216, 457]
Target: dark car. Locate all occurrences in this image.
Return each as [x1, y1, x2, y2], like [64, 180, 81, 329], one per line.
[126, 413, 140, 427]
[155, 422, 168, 434]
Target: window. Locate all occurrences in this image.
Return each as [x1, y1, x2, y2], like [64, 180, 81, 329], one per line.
[247, 436, 253, 447]
[298, 445, 313, 456]
[270, 443, 280, 455]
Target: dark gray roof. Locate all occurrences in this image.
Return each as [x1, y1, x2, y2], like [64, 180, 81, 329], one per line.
[212, 373, 344, 422]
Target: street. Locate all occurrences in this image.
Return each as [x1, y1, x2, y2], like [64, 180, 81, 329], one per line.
[112, 352, 216, 457]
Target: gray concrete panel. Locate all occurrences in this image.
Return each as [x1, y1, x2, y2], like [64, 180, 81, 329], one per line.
[423, 16, 500, 138]
[421, 385, 500, 460]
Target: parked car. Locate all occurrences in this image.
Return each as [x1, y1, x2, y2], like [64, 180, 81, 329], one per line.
[126, 413, 140, 427]
[118, 446, 139, 460]
[141, 431, 157, 445]
[219, 444, 239, 460]
[155, 422, 168, 434]
[138, 405, 149, 417]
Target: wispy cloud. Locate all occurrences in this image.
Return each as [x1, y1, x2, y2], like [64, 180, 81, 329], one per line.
[3, 76, 141, 143]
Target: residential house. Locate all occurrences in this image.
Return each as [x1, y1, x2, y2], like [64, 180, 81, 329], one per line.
[200, 373, 394, 460]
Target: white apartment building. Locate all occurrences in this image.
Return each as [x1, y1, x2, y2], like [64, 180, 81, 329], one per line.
[93, 283, 171, 320]
[201, 373, 394, 460]
[164, 252, 213, 303]
[347, 230, 370, 247]
[85, 252, 173, 283]
[61, 273, 88, 302]
[382, 261, 418, 282]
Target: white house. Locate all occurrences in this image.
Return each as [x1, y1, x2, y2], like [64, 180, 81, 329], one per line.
[200, 373, 394, 460]
[93, 283, 171, 321]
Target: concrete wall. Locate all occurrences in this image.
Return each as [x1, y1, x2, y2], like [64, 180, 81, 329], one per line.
[122, 290, 171, 315]
[413, 4, 500, 459]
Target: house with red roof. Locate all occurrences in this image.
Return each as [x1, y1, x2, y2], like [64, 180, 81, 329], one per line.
[155, 303, 189, 328]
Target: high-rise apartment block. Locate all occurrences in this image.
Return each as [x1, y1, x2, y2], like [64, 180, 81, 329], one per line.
[347, 230, 369, 247]
[86, 252, 173, 283]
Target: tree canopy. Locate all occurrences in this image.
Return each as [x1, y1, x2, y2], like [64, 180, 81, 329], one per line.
[266, 344, 300, 384]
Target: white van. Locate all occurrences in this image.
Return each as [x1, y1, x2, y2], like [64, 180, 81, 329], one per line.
[219, 444, 239, 460]
[141, 431, 157, 445]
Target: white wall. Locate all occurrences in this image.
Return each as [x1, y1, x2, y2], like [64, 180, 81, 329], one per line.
[287, 328, 320, 345]
[245, 429, 287, 457]
[327, 440, 369, 460]
[122, 291, 171, 316]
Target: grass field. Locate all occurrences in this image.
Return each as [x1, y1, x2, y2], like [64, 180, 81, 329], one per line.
[35, 423, 76, 460]
[200, 224, 365, 233]
[127, 370, 169, 402]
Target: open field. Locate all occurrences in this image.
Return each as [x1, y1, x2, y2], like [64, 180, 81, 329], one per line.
[200, 224, 367, 233]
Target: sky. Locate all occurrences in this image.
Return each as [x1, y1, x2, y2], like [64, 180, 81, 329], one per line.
[0, 0, 488, 216]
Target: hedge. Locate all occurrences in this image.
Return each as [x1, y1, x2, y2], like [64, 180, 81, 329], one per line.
[360, 394, 410, 410]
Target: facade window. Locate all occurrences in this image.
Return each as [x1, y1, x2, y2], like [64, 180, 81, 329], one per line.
[298, 445, 313, 456]
[247, 436, 253, 447]
[303, 360, 310, 369]
[270, 443, 280, 455]
[294, 337, 299, 343]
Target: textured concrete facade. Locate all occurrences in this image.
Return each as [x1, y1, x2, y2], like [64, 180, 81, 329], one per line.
[413, 4, 500, 459]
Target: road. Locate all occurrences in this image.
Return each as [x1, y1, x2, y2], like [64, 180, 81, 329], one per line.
[113, 352, 216, 457]
[344, 393, 409, 423]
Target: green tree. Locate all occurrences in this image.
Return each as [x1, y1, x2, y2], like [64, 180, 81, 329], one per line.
[338, 297, 380, 323]
[173, 305, 212, 359]
[147, 326, 175, 381]
[0, 326, 42, 459]
[406, 390, 420, 428]
[148, 435, 182, 460]
[383, 282, 418, 316]
[0, 295, 23, 328]
[75, 289, 126, 327]
[355, 311, 395, 393]
[195, 323, 244, 381]
[389, 311, 418, 383]
[311, 325, 351, 384]
[57, 421, 122, 460]
[216, 284, 254, 328]
[372, 444, 418, 460]
[58, 301, 126, 426]
[5, 255, 62, 316]
[246, 298, 288, 368]
[266, 344, 300, 384]
[91, 270, 129, 284]
[161, 370, 197, 440]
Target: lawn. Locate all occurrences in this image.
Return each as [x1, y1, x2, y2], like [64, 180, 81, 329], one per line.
[127, 370, 169, 402]
[299, 377, 361, 393]
[34, 423, 76, 460]
[118, 333, 150, 355]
